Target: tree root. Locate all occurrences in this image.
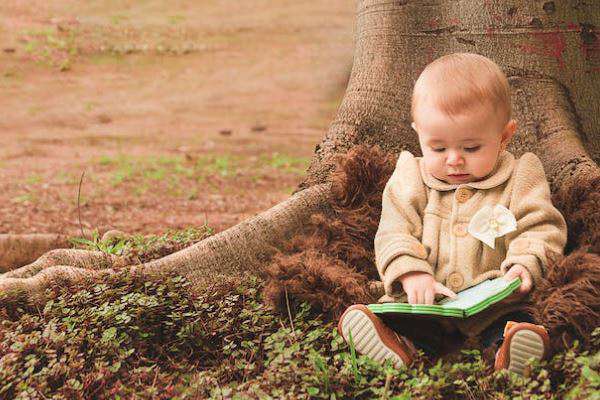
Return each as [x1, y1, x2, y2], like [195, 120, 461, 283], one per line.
[1, 249, 119, 279]
[0, 234, 70, 272]
[0, 184, 331, 306]
[0, 265, 116, 306]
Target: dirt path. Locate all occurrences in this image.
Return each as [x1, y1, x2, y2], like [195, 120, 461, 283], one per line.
[0, 0, 354, 236]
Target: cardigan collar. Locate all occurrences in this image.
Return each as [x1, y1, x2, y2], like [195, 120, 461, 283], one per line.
[419, 150, 516, 191]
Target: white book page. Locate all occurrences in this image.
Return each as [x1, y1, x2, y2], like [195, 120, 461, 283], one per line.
[436, 277, 513, 310]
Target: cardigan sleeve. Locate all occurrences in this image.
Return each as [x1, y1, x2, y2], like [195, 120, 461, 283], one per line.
[500, 152, 568, 287]
[374, 151, 433, 295]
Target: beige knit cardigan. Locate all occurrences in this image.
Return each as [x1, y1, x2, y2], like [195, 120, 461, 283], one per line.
[374, 150, 567, 336]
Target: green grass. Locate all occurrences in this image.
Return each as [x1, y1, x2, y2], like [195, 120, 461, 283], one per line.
[99, 154, 206, 187]
[88, 52, 126, 65]
[192, 154, 240, 179]
[24, 174, 42, 185]
[95, 152, 307, 194]
[20, 26, 78, 71]
[98, 155, 118, 165]
[55, 171, 80, 185]
[1, 69, 22, 81]
[110, 14, 129, 25]
[259, 152, 310, 174]
[17, 19, 200, 71]
[210, 155, 237, 177]
[0, 71, 22, 90]
[84, 101, 96, 112]
[168, 15, 186, 25]
[26, 105, 43, 116]
[11, 193, 35, 204]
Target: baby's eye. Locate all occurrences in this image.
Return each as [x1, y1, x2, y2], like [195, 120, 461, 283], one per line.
[464, 146, 481, 153]
[432, 147, 446, 153]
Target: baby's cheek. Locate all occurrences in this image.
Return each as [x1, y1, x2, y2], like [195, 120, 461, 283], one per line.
[474, 155, 497, 176]
[424, 156, 439, 174]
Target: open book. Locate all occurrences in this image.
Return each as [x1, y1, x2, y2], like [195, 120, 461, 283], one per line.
[367, 277, 522, 318]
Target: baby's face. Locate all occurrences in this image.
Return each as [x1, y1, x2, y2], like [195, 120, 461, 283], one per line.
[412, 103, 516, 184]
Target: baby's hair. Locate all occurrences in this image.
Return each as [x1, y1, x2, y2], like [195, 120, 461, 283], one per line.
[411, 53, 511, 126]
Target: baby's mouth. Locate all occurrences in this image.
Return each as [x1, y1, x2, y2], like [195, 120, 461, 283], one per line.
[448, 173, 470, 179]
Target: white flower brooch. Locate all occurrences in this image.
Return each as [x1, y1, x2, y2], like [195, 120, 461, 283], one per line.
[467, 204, 517, 249]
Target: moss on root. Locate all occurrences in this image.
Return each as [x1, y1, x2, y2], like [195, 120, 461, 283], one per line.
[69, 226, 214, 265]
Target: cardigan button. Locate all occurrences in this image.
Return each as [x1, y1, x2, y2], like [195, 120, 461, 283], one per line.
[453, 223, 468, 237]
[456, 187, 474, 203]
[447, 272, 464, 290]
[413, 244, 428, 259]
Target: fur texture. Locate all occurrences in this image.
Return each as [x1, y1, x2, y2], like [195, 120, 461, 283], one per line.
[554, 174, 600, 253]
[262, 249, 373, 318]
[261, 145, 395, 318]
[527, 248, 600, 352]
[261, 145, 600, 353]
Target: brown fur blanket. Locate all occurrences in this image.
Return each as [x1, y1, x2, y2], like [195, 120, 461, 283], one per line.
[261, 145, 600, 355]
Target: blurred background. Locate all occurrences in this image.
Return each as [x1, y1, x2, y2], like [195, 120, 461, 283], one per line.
[0, 0, 355, 235]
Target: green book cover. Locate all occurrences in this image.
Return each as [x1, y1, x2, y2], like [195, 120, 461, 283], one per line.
[367, 277, 522, 318]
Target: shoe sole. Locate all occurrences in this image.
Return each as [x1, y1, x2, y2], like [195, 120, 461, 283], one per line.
[339, 308, 406, 368]
[507, 329, 545, 376]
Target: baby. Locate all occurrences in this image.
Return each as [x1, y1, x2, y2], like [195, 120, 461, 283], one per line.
[337, 53, 568, 376]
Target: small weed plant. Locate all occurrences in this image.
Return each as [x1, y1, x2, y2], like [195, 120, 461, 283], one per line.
[69, 226, 213, 264]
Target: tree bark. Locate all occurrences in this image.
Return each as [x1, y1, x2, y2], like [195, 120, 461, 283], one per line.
[508, 74, 598, 194]
[302, 0, 600, 188]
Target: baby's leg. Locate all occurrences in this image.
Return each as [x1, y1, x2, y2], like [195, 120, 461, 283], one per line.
[379, 314, 459, 359]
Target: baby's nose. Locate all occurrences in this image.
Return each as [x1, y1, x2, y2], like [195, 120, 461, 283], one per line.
[446, 151, 464, 165]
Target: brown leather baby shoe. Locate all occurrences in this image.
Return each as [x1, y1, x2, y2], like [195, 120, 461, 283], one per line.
[337, 304, 418, 368]
[494, 321, 550, 376]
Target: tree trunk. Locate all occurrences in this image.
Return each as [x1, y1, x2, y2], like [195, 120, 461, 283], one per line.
[2, 0, 599, 304]
[303, 0, 600, 188]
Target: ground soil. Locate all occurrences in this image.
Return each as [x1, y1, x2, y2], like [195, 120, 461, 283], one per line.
[0, 0, 355, 237]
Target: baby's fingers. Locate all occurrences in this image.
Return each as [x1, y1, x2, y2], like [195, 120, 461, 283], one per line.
[518, 273, 532, 294]
[416, 290, 424, 305]
[434, 282, 457, 299]
[503, 267, 520, 281]
[424, 289, 435, 305]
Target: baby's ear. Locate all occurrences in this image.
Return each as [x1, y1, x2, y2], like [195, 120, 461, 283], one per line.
[501, 119, 517, 146]
[508, 119, 517, 135]
[508, 118, 517, 133]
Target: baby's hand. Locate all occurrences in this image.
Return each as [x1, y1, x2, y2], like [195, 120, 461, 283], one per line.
[503, 264, 532, 295]
[398, 271, 457, 305]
